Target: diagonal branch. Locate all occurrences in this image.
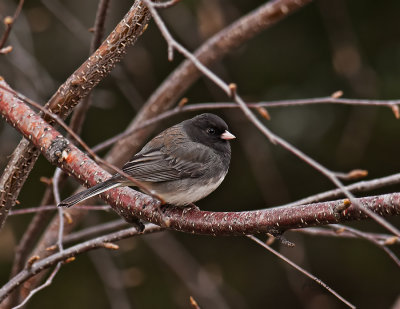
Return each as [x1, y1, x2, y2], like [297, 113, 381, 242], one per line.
[0, 224, 163, 303]
[0, 0, 151, 229]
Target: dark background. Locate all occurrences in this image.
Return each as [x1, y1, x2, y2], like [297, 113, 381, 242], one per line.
[0, 0, 399, 308]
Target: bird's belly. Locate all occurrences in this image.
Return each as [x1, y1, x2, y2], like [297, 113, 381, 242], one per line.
[153, 174, 226, 206]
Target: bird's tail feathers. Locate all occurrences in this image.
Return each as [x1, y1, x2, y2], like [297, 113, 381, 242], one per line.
[58, 179, 121, 208]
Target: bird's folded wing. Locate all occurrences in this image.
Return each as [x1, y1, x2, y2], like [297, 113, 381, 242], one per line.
[121, 147, 209, 182]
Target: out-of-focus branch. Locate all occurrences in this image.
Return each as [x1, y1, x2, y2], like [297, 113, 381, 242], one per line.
[0, 0, 151, 229]
[69, 0, 111, 135]
[0, 224, 163, 303]
[0, 0, 25, 50]
[247, 235, 355, 308]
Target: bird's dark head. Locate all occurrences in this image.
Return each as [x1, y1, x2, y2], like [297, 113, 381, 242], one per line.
[183, 113, 235, 153]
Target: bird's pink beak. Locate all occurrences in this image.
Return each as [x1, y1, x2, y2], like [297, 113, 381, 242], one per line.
[220, 130, 236, 140]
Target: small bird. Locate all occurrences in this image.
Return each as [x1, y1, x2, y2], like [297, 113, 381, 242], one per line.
[58, 113, 235, 208]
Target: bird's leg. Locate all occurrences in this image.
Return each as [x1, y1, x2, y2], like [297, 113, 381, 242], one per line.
[182, 203, 200, 215]
[123, 215, 145, 233]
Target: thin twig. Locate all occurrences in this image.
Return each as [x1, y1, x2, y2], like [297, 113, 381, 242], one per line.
[247, 235, 355, 309]
[13, 168, 66, 308]
[63, 219, 128, 245]
[69, 0, 111, 136]
[151, 0, 181, 9]
[293, 227, 400, 245]
[329, 224, 400, 267]
[144, 233, 230, 308]
[93, 98, 400, 153]
[9, 205, 111, 216]
[53, 168, 64, 251]
[0, 0, 25, 49]
[6, 182, 55, 308]
[0, 224, 163, 302]
[278, 172, 400, 208]
[11, 263, 62, 309]
[40, 0, 89, 44]
[88, 249, 132, 309]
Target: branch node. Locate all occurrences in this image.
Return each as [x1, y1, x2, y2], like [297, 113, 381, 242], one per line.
[47, 136, 70, 165]
[256, 106, 271, 120]
[63, 257, 76, 264]
[391, 105, 399, 119]
[46, 245, 58, 252]
[334, 199, 352, 214]
[0, 45, 12, 54]
[267, 229, 295, 247]
[26, 255, 40, 268]
[189, 296, 201, 309]
[40, 176, 53, 185]
[346, 169, 368, 180]
[101, 242, 119, 250]
[124, 216, 145, 232]
[331, 90, 343, 99]
[177, 97, 189, 108]
[3, 16, 13, 25]
[228, 83, 237, 98]
[384, 236, 398, 245]
[63, 212, 73, 224]
[334, 227, 346, 234]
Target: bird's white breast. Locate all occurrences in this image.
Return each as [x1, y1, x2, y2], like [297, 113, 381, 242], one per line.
[160, 173, 227, 206]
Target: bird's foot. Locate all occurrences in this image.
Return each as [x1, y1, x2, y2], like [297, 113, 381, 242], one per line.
[182, 203, 200, 215]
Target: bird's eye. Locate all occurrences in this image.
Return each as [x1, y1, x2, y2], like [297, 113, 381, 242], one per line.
[206, 127, 216, 135]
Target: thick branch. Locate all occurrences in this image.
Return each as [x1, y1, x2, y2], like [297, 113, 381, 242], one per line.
[0, 0, 151, 228]
[1, 79, 399, 237]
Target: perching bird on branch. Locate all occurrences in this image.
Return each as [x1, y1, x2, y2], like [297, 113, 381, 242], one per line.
[59, 113, 235, 208]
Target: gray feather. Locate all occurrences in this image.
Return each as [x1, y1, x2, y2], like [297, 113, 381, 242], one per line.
[58, 179, 121, 207]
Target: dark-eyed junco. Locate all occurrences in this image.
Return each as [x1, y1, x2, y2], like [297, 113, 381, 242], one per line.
[59, 113, 235, 208]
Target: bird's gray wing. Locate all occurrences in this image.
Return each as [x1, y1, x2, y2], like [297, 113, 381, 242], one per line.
[120, 126, 211, 182]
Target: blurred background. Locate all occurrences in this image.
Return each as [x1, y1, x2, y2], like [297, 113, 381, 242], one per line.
[0, 0, 400, 308]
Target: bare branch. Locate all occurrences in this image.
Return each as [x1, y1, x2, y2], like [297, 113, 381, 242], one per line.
[293, 227, 400, 245]
[0, 224, 163, 303]
[11, 263, 61, 309]
[0, 0, 25, 49]
[329, 224, 400, 267]
[0, 0, 151, 229]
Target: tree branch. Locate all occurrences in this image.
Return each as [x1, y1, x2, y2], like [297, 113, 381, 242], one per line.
[0, 224, 163, 303]
[0, 0, 151, 229]
[1, 79, 399, 237]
